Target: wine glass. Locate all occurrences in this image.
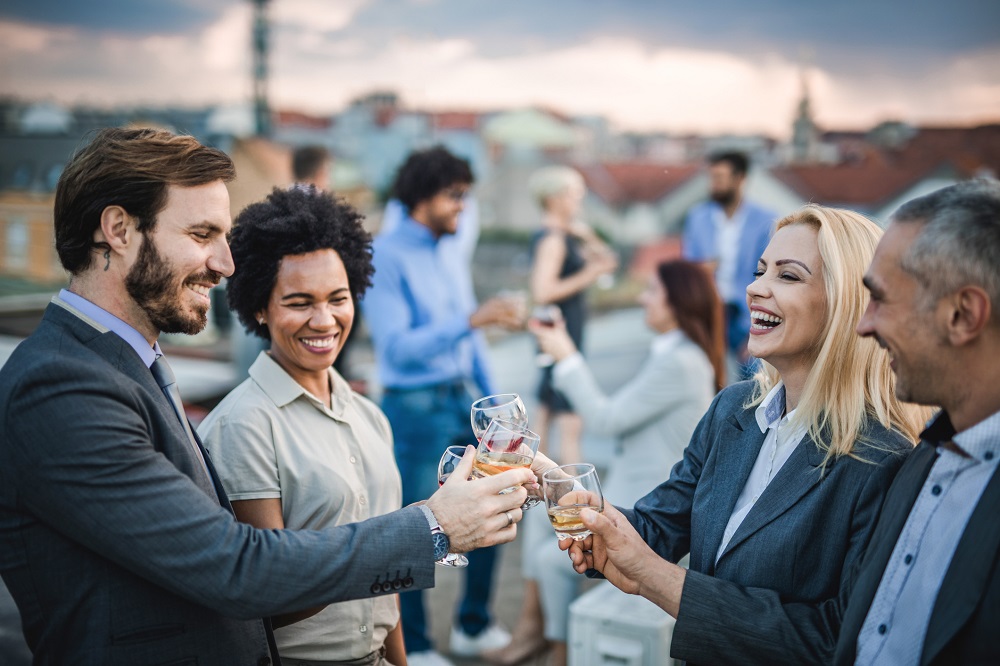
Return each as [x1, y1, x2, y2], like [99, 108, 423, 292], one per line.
[472, 418, 541, 510]
[435, 445, 470, 567]
[542, 463, 604, 541]
[470, 393, 528, 442]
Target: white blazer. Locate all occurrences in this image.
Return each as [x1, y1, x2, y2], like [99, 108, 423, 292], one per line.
[552, 331, 715, 507]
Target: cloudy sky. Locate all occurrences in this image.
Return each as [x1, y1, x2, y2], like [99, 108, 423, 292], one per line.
[1, 0, 998, 137]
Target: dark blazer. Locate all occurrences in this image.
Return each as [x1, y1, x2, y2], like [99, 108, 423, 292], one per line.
[622, 381, 912, 665]
[0, 303, 436, 665]
[674, 411, 1000, 666]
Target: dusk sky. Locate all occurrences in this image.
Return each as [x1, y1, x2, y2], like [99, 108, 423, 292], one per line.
[1, 0, 998, 137]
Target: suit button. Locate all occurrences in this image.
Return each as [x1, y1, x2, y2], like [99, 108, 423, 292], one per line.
[403, 577, 414, 588]
[381, 582, 393, 593]
[392, 579, 402, 590]
[371, 583, 381, 595]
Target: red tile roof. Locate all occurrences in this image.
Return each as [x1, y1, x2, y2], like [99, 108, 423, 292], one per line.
[629, 238, 683, 279]
[431, 111, 480, 131]
[274, 110, 332, 130]
[774, 124, 1000, 208]
[579, 162, 701, 206]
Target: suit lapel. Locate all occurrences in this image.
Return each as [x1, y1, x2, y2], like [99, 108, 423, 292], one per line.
[836, 443, 938, 663]
[700, 409, 766, 574]
[47, 304, 225, 504]
[717, 431, 827, 562]
[921, 463, 1000, 665]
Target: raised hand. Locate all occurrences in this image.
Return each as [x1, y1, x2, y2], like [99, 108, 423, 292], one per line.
[426, 445, 534, 552]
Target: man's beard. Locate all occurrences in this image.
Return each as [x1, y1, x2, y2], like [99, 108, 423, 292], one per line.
[125, 235, 219, 335]
[710, 188, 737, 207]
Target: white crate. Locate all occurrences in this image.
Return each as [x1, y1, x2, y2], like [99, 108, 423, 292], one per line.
[568, 581, 679, 666]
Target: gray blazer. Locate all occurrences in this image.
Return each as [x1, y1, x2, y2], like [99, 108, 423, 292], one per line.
[623, 381, 912, 666]
[553, 334, 714, 507]
[0, 304, 435, 665]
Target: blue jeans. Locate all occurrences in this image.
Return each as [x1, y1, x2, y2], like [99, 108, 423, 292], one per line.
[381, 382, 498, 654]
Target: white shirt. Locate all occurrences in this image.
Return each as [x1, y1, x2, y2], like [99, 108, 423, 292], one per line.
[713, 204, 747, 303]
[716, 382, 806, 563]
[855, 409, 1000, 666]
[554, 329, 684, 380]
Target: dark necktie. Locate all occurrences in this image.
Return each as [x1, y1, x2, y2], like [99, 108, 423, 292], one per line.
[150, 355, 210, 476]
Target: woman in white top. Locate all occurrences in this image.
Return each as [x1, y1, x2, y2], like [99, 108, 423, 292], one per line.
[199, 188, 406, 666]
[560, 205, 932, 666]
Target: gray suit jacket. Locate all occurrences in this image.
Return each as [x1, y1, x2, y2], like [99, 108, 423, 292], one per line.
[623, 381, 912, 665]
[0, 303, 435, 665]
[553, 334, 714, 507]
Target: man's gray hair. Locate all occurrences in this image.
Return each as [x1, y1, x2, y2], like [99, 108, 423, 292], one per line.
[892, 178, 1000, 315]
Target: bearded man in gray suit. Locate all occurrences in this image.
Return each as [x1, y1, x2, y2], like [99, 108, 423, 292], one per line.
[0, 127, 532, 665]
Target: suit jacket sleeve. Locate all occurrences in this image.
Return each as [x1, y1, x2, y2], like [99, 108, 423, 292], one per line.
[666, 436, 907, 665]
[4, 355, 436, 620]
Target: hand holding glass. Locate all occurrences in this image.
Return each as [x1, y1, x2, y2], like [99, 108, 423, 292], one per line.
[473, 418, 541, 510]
[542, 463, 605, 541]
[435, 445, 470, 567]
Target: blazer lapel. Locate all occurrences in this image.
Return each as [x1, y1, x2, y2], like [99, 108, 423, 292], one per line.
[716, 431, 827, 563]
[921, 463, 1000, 665]
[700, 409, 767, 574]
[49, 304, 225, 503]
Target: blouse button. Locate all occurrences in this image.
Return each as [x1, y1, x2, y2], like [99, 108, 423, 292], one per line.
[350, 456, 357, 464]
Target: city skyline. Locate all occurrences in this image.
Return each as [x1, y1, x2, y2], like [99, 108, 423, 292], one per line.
[1, 0, 998, 138]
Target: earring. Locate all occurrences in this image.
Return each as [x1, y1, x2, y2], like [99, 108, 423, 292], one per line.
[258, 317, 266, 326]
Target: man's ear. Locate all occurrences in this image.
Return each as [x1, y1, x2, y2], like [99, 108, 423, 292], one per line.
[95, 205, 136, 254]
[945, 285, 991, 346]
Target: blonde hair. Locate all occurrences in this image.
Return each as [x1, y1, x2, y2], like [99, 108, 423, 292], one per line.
[748, 205, 929, 463]
[527, 166, 584, 210]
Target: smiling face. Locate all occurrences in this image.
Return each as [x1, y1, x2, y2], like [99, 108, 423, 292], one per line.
[125, 181, 233, 335]
[413, 183, 469, 237]
[857, 222, 945, 405]
[262, 249, 354, 391]
[746, 223, 828, 378]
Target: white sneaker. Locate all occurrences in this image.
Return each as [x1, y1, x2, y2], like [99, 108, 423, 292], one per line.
[406, 650, 455, 666]
[449, 623, 512, 657]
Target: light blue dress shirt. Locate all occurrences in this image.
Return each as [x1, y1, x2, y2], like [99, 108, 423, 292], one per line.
[361, 215, 494, 393]
[856, 409, 1000, 665]
[57, 289, 162, 366]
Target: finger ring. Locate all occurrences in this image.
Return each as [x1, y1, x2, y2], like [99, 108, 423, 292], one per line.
[505, 511, 514, 527]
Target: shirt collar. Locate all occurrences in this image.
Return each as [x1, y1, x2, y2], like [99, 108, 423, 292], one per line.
[650, 329, 684, 356]
[393, 214, 440, 247]
[755, 381, 797, 433]
[248, 351, 353, 418]
[926, 409, 1000, 465]
[57, 289, 161, 367]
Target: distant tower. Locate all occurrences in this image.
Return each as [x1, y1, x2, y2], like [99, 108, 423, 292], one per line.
[791, 58, 819, 163]
[251, 0, 271, 137]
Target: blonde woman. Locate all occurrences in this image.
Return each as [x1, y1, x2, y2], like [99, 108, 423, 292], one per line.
[561, 206, 931, 666]
[528, 166, 617, 463]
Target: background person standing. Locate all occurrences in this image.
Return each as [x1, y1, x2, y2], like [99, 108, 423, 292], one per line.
[362, 146, 525, 666]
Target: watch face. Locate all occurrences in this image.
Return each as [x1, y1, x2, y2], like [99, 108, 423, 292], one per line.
[432, 531, 450, 561]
